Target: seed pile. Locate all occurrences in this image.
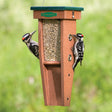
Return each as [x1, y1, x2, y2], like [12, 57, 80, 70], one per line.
[43, 20, 61, 61]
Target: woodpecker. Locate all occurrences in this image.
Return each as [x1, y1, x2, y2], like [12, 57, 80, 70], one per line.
[22, 31, 39, 59]
[72, 33, 84, 70]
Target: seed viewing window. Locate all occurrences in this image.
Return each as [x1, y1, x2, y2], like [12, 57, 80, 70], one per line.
[43, 19, 61, 61]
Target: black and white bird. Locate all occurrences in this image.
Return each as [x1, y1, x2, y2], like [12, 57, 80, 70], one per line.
[72, 33, 84, 70]
[22, 31, 39, 59]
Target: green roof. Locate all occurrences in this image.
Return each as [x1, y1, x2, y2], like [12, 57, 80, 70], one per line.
[30, 6, 84, 11]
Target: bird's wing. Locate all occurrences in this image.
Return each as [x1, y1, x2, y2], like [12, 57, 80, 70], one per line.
[29, 44, 39, 58]
[30, 40, 39, 46]
[76, 41, 84, 52]
[73, 59, 80, 70]
[73, 41, 78, 56]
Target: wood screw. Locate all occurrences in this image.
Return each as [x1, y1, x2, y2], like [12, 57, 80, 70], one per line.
[68, 34, 72, 41]
[72, 11, 75, 18]
[68, 54, 72, 61]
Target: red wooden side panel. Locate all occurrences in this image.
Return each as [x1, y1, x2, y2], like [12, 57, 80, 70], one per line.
[61, 20, 76, 106]
[38, 20, 49, 105]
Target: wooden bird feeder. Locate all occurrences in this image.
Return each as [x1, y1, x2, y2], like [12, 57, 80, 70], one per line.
[31, 6, 84, 106]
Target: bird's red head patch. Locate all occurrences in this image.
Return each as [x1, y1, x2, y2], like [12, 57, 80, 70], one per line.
[81, 34, 84, 37]
[22, 37, 25, 41]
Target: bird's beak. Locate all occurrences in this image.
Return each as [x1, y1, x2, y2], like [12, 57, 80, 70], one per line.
[73, 34, 77, 38]
[30, 31, 36, 37]
[71, 34, 77, 40]
[74, 34, 79, 39]
[69, 34, 77, 40]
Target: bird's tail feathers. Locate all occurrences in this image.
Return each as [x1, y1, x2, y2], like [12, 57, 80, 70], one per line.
[80, 60, 82, 66]
[72, 59, 79, 71]
[72, 63, 76, 71]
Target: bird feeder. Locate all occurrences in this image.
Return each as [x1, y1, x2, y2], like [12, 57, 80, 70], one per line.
[31, 6, 84, 106]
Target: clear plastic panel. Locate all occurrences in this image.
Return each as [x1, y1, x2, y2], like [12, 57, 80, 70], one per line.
[43, 20, 61, 61]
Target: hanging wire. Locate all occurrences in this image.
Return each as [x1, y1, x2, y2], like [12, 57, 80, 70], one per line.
[42, 0, 45, 6]
[42, 0, 73, 6]
[71, 0, 73, 6]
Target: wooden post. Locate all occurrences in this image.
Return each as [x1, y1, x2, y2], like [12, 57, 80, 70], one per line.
[31, 6, 84, 106]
